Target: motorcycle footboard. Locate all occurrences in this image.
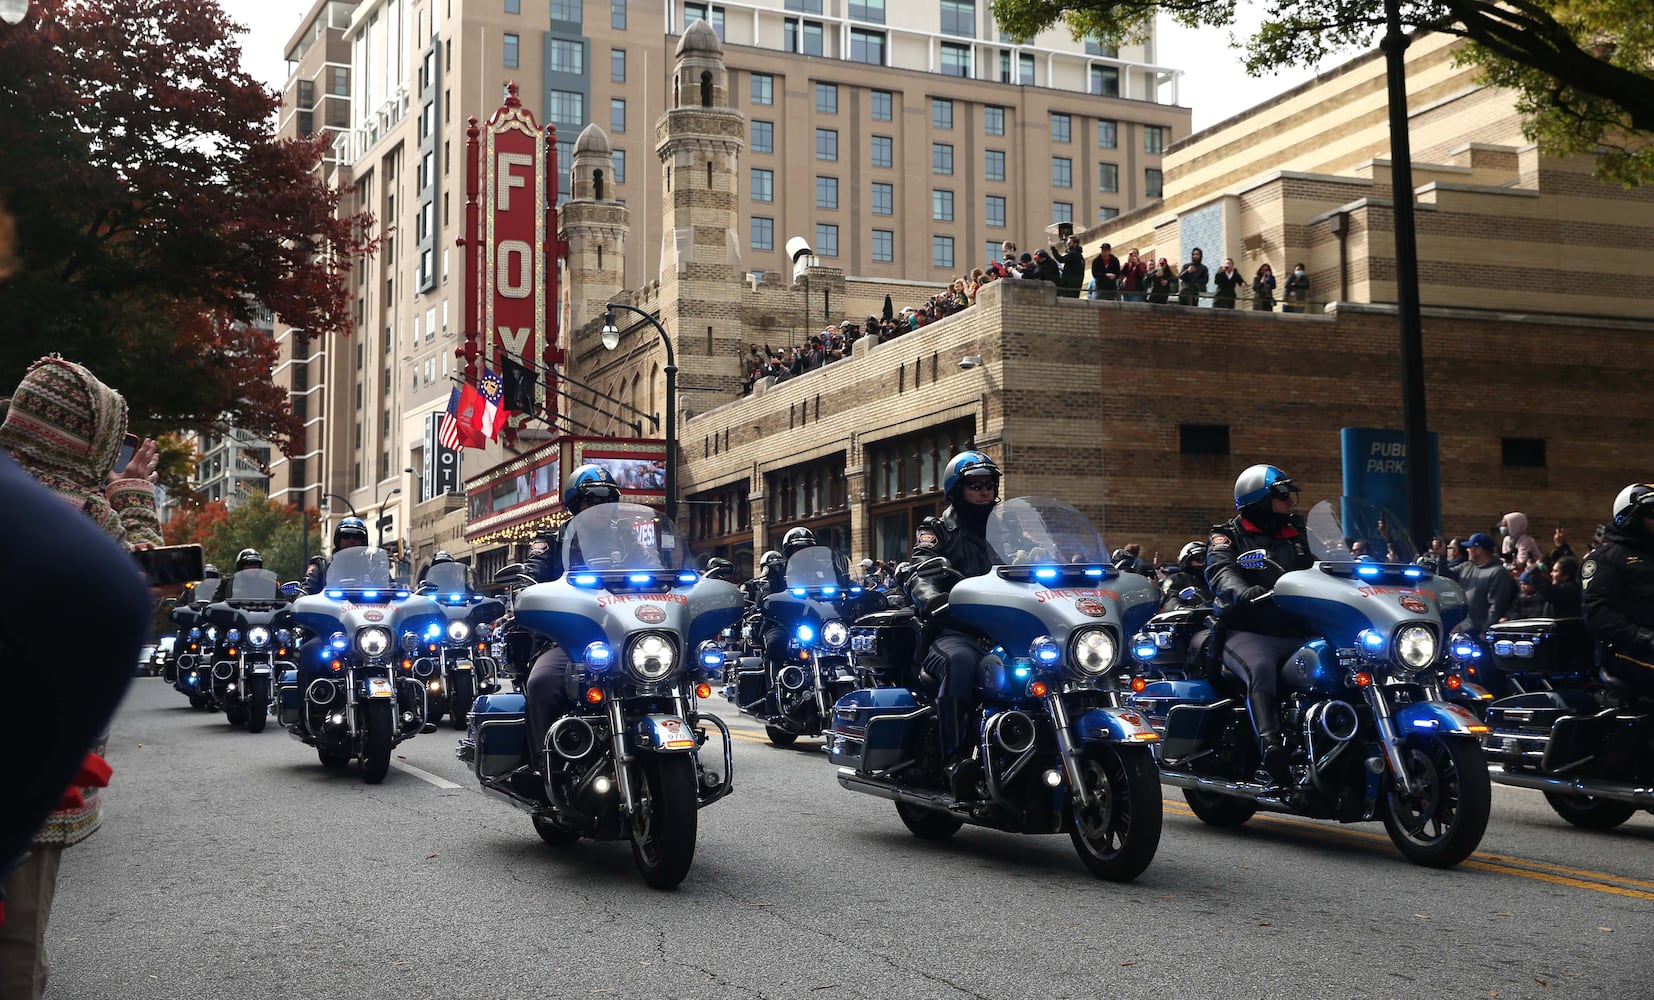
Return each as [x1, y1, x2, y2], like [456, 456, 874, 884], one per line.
[695, 712, 735, 808]
[1159, 701, 1237, 763]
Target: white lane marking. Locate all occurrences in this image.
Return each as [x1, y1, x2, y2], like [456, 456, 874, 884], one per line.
[390, 759, 462, 789]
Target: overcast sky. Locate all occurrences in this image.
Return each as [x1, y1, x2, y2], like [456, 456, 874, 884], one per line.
[222, 0, 1342, 135]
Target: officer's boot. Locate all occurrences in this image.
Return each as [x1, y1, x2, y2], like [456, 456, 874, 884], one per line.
[1249, 695, 1291, 788]
[939, 698, 981, 800]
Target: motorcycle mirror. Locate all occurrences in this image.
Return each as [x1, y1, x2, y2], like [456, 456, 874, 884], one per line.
[162, 597, 179, 608]
[1236, 548, 1270, 571]
[492, 563, 526, 585]
[1179, 586, 1200, 601]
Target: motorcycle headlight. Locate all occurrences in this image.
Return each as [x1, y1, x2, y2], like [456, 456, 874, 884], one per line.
[628, 633, 676, 682]
[447, 621, 471, 643]
[1030, 635, 1062, 666]
[822, 620, 849, 649]
[1395, 624, 1436, 671]
[357, 627, 392, 658]
[206, 627, 218, 642]
[226, 628, 241, 644]
[697, 639, 725, 671]
[1069, 627, 1117, 676]
[247, 627, 270, 649]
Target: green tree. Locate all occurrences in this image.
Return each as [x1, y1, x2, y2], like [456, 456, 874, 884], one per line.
[164, 492, 318, 581]
[992, 0, 1654, 185]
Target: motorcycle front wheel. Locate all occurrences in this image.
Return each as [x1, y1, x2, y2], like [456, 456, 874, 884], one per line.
[630, 754, 698, 890]
[245, 677, 270, 733]
[1068, 745, 1163, 882]
[450, 674, 475, 731]
[1381, 734, 1490, 868]
[361, 701, 394, 784]
[1543, 792, 1637, 831]
[764, 725, 798, 748]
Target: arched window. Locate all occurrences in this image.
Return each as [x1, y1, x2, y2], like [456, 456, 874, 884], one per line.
[593, 168, 605, 201]
[700, 70, 712, 107]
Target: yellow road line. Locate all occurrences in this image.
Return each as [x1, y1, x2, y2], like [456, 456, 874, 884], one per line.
[1163, 802, 1654, 900]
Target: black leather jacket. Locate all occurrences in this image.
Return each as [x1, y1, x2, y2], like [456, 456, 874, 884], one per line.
[1205, 513, 1315, 637]
[523, 530, 563, 584]
[1160, 569, 1212, 611]
[1581, 527, 1654, 663]
[903, 506, 1000, 621]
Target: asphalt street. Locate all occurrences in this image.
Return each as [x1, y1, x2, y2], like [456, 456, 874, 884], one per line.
[42, 678, 1654, 999]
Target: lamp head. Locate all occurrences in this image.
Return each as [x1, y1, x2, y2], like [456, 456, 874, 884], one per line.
[601, 310, 619, 350]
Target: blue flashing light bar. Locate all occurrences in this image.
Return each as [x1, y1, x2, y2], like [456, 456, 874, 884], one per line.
[362, 590, 379, 600]
[1033, 567, 1059, 581]
[628, 573, 652, 585]
[325, 590, 344, 599]
[1356, 566, 1381, 579]
[571, 573, 599, 587]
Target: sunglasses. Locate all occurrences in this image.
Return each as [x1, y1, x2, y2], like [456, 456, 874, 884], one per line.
[960, 479, 996, 492]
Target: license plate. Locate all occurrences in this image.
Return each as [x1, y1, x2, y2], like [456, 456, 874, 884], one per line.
[251, 666, 272, 675]
[454, 660, 473, 671]
[365, 677, 393, 698]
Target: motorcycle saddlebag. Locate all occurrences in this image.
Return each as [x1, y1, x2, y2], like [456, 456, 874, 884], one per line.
[467, 693, 529, 779]
[1482, 688, 1595, 766]
[276, 670, 301, 727]
[847, 609, 918, 684]
[1486, 618, 1592, 675]
[828, 687, 922, 774]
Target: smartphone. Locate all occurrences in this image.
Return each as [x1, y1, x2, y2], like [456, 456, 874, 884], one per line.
[114, 433, 140, 475]
[133, 544, 206, 586]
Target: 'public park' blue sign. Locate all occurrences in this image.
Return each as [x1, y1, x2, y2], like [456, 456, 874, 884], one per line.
[1339, 427, 1441, 537]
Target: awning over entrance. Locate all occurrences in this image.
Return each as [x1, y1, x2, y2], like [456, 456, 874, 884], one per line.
[463, 434, 666, 545]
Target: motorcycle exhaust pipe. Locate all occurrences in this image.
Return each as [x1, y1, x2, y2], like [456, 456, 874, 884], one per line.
[306, 678, 339, 705]
[548, 716, 598, 760]
[985, 709, 1037, 754]
[1310, 699, 1360, 743]
[212, 661, 236, 681]
[411, 657, 437, 678]
[176, 653, 195, 669]
[776, 665, 808, 691]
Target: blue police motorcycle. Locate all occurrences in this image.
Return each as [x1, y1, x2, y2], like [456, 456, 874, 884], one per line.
[459, 502, 743, 889]
[276, 548, 444, 782]
[1129, 498, 1492, 868]
[201, 568, 295, 732]
[168, 578, 221, 709]
[412, 561, 506, 729]
[830, 496, 1165, 882]
[728, 545, 881, 747]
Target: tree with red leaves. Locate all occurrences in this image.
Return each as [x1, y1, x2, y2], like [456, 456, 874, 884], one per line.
[0, 0, 374, 453]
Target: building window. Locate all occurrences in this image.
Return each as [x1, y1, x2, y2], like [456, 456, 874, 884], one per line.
[932, 235, 955, 269]
[932, 189, 954, 222]
[1085, 36, 1118, 57]
[330, 66, 349, 95]
[849, 0, 884, 22]
[932, 98, 953, 129]
[1018, 53, 1035, 85]
[871, 134, 893, 168]
[1145, 167, 1163, 197]
[1144, 125, 1165, 154]
[685, 3, 726, 39]
[785, 0, 823, 11]
[940, 42, 971, 77]
[816, 175, 839, 209]
[984, 148, 1005, 182]
[939, 0, 974, 37]
[1180, 424, 1231, 455]
[547, 38, 583, 74]
[984, 105, 1004, 136]
[751, 73, 773, 105]
[611, 48, 625, 82]
[985, 240, 1002, 265]
[751, 120, 773, 153]
[985, 194, 1005, 228]
[871, 229, 894, 262]
[549, 0, 581, 22]
[612, 0, 626, 29]
[871, 89, 893, 121]
[612, 148, 626, 184]
[932, 142, 953, 175]
[871, 181, 893, 215]
[610, 98, 626, 132]
[1099, 162, 1118, 193]
[751, 167, 774, 202]
[1502, 437, 1547, 468]
[1051, 113, 1071, 143]
[815, 223, 839, 257]
[502, 33, 519, 69]
[1098, 119, 1118, 148]
[1052, 201, 1072, 225]
[1098, 206, 1119, 222]
[850, 28, 886, 65]
[505, 0, 520, 12]
[751, 216, 774, 251]
[815, 82, 838, 114]
[785, 17, 824, 55]
[815, 128, 838, 160]
[1090, 65, 1119, 97]
[1052, 156, 1072, 188]
[547, 91, 584, 130]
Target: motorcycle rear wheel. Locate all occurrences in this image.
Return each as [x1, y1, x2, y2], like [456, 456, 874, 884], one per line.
[450, 675, 475, 731]
[1543, 792, 1637, 831]
[245, 678, 269, 733]
[1183, 789, 1257, 827]
[1381, 734, 1490, 868]
[1068, 746, 1162, 882]
[895, 802, 963, 840]
[764, 725, 798, 748]
[630, 754, 698, 890]
[361, 701, 394, 784]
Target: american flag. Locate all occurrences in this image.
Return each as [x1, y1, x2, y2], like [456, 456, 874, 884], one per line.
[439, 386, 464, 451]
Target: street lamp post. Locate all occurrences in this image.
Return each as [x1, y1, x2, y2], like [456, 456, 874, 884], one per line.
[602, 304, 677, 524]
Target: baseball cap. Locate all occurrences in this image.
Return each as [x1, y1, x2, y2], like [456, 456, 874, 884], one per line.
[1464, 531, 1496, 550]
[859, 558, 873, 568]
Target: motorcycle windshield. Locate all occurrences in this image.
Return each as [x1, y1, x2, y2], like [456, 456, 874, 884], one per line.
[785, 545, 850, 591]
[987, 496, 1107, 567]
[561, 501, 685, 572]
[228, 569, 280, 601]
[1304, 498, 1420, 564]
[423, 562, 469, 595]
[324, 547, 394, 589]
[192, 579, 221, 603]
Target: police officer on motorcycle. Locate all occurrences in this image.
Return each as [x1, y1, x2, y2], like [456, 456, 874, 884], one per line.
[752, 528, 820, 671]
[1206, 464, 1315, 786]
[301, 517, 371, 595]
[417, 550, 459, 589]
[1161, 541, 1213, 611]
[521, 465, 623, 756]
[1581, 483, 1654, 698]
[901, 450, 1004, 798]
[702, 556, 737, 583]
[218, 549, 269, 600]
[180, 563, 222, 604]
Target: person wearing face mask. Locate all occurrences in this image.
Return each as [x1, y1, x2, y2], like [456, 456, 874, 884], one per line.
[1499, 512, 1543, 567]
[1581, 484, 1654, 697]
[1205, 465, 1316, 787]
[1282, 262, 1311, 313]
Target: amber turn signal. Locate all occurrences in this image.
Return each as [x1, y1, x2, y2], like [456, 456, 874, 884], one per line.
[1029, 680, 1049, 697]
[695, 683, 712, 699]
[1354, 671, 1374, 688]
[1130, 676, 1147, 693]
[584, 687, 604, 704]
[1445, 674, 1463, 690]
